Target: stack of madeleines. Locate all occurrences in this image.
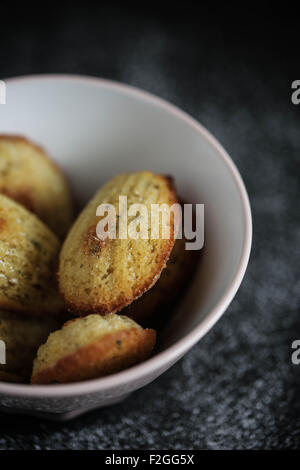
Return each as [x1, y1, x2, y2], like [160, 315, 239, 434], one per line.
[0, 135, 198, 384]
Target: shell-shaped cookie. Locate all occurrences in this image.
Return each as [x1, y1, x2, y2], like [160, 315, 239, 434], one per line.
[0, 135, 73, 238]
[31, 313, 156, 384]
[59, 171, 179, 315]
[0, 195, 64, 316]
[0, 310, 60, 382]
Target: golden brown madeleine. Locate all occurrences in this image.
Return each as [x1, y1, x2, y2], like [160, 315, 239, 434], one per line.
[0, 135, 73, 238]
[123, 234, 199, 327]
[0, 195, 64, 316]
[0, 310, 60, 383]
[31, 313, 156, 384]
[59, 171, 179, 316]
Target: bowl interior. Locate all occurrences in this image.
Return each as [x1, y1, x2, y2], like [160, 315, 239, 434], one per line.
[0, 76, 250, 352]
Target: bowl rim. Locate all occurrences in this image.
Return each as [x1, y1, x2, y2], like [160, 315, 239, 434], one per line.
[0, 74, 252, 397]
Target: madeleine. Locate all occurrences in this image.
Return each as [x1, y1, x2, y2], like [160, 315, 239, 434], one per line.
[0, 195, 63, 316]
[59, 171, 179, 315]
[0, 310, 60, 382]
[31, 313, 156, 384]
[0, 135, 73, 238]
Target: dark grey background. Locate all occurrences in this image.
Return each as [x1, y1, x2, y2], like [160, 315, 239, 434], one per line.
[0, 4, 299, 450]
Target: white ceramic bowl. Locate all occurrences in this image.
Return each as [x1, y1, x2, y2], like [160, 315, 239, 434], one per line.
[0, 75, 252, 420]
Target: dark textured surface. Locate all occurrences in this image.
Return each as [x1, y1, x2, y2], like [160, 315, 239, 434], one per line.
[0, 5, 299, 450]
